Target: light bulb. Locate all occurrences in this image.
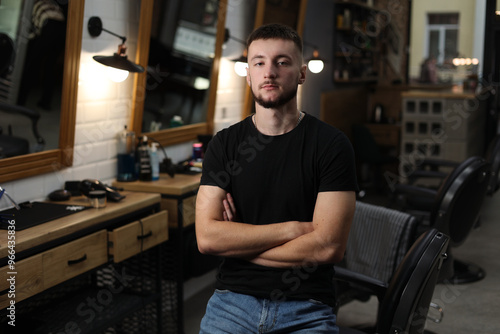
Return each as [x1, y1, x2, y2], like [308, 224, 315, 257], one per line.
[194, 77, 210, 90]
[234, 61, 248, 77]
[106, 66, 129, 82]
[308, 59, 324, 73]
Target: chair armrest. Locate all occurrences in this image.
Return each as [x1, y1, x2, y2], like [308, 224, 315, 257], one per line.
[0, 102, 45, 145]
[408, 170, 449, 184]
[334, 266, 388, 301]
[393, 183, 437, 198]
[417, 158, 459, 170]
[0, 102, 40, 120]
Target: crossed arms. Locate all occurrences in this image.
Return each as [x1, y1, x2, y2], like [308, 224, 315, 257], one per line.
[195, 185, 356, 268]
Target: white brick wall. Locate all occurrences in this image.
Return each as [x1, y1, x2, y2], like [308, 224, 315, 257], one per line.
[0, 0, 249, 210]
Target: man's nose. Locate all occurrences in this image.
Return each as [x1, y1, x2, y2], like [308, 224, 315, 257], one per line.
[264, 64, 277, 78]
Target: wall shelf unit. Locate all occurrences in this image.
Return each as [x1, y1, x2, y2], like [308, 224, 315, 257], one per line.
[333, 0, 384, 83]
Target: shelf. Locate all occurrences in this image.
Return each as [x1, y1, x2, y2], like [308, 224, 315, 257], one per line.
[335, 51, 377, 58]
[333, 0, 382, 85]
[335, 26, 380, 36]
[334, 0, 382, 11]
[31, 288, 159, 334]
[334, 76, 378, 83]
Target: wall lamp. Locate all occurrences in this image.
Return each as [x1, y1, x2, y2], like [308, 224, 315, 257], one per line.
[304, 42, 325, 74]
[88, 16, 144, 82]
[232, 51, 249, 77]
[224, 29, 248, 77]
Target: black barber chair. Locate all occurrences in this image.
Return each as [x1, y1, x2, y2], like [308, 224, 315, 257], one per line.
[0, 32, 45, 158]
[351, 124, 398, 195]
[393, 156, 491, 284]
[484, 134, 500, 195]
[407, 134, 500, 197]
[335, 228, 449, 334]
[336, 201, 417, 308]
[0, 102, 45, 158]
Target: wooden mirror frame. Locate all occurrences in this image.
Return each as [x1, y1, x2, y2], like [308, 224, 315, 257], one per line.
[0, 0, 84, 183]
[130, 0, 228, 146]
[242, 0, 308, 119]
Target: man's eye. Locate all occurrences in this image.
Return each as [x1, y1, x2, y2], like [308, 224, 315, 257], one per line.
[278, 61, 289, 66]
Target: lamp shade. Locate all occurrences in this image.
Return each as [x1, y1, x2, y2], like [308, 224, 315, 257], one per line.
[93, 45, 145, 73]
[88, 16, 145, 73]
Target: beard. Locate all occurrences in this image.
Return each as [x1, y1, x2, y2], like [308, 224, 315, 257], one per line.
[251, 84, 297, 109]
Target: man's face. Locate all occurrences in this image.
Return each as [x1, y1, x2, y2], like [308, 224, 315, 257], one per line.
[246, 38, 306, 109]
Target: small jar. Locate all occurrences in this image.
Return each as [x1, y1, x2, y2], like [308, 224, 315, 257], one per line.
[88, 190, 106, 208]
[192, 142, 203, 160]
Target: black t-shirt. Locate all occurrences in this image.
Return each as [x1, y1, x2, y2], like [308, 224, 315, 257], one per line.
[200, 113, 358, 306]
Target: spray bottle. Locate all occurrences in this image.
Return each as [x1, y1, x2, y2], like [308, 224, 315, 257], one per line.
[150, 143, 160, 181]
[117, 126, 137, 181]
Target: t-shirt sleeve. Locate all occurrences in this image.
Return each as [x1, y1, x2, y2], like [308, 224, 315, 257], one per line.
[318, 131, 359, 193]
[200, 134, 232, 191]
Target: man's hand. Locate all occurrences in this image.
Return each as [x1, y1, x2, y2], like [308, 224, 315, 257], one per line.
[222, 193, 238, 222]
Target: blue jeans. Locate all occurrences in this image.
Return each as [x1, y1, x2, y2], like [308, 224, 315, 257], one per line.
[199, 290, 338, 334]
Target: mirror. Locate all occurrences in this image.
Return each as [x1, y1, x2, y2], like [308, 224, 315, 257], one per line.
[408, 1, 485, 89]
[0, 0, 83, 183]
[131, 0, 227, 146]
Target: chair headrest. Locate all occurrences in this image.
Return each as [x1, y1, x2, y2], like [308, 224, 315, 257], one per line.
[432, 157, 490, 246]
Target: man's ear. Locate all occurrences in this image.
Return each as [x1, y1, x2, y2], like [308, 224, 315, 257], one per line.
[298, 64, 307, 84]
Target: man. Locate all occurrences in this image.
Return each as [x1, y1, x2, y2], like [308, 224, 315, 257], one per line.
[196, 23, 358, 333]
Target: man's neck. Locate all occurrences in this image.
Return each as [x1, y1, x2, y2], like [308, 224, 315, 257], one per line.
[253, 104, 301, 136]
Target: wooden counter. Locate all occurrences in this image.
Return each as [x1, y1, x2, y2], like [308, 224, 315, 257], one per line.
[0, 191, 167, 332]
[113, 173, 201, 196]
[114, 173, 201, 228]
[0, 191, 161, 259]
[401, 88, 477, 100]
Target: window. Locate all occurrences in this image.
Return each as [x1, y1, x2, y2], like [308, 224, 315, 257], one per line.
[426, 13, 459, 64]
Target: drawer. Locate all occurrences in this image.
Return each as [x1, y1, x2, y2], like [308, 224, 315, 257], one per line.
[0, 253, 44, 309]
[161, 195, 196, 228]
[43, 230, 108, 289]
[108, 210, 168, 263]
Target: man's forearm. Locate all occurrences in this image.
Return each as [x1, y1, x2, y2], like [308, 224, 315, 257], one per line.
[196, 218, 313, 258]
[248, 228, 345, 268]
[196, 186, 301, 257]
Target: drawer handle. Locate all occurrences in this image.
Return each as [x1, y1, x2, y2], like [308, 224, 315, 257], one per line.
[137, 231, 152, 240]
[67, 254, 87, 266]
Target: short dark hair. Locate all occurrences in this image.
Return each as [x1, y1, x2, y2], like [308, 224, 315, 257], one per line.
[246, 23, 303, 55]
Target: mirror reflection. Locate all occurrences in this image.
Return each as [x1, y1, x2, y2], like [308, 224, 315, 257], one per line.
[408, 1, 485, 89]
[0, 0, 67, 159]
[142, 0, 219, 134]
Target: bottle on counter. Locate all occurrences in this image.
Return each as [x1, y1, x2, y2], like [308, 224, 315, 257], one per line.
[192, 142, 203, 161]
[117, 125, 137, 182]
[138, 135, 152, 181]
[150, 142, 160, 181]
